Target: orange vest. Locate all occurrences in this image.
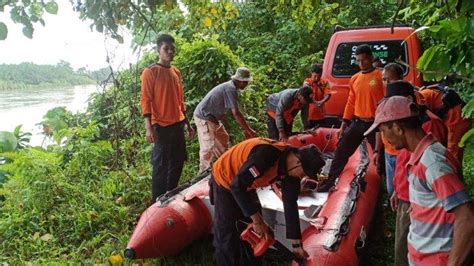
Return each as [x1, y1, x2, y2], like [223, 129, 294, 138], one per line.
[212, 138, 288, 190]
[304, 78, 330, 120]
[267, 100, 303, 125]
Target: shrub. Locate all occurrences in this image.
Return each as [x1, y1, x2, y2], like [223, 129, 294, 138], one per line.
[173, 38, 243, 116]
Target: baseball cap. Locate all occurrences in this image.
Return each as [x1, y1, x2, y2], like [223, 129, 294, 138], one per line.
[364, 96, 419, 136]
[297, 145, 325, 179]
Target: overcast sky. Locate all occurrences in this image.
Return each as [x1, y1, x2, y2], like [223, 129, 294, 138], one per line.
[0, 0, 136, 71]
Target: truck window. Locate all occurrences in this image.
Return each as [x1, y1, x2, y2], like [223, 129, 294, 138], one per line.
[332, 40, 408, 77]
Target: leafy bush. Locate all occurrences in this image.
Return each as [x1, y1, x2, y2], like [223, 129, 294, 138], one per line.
[463, 140, 474, 197]
[174, 38, 242, 116]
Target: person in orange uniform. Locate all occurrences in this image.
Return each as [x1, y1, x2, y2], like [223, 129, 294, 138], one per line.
[210, 138, 325, 266]
[266, 86, 314, 142]
[140, 34, 195, 201]
[302, 63, 331, 129]
[374, 63, 404, 196]
[318, 44, 384, 191]
[419, 83, 472, 163]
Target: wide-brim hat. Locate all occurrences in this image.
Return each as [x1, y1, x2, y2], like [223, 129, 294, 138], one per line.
[231, 67, 252, 82]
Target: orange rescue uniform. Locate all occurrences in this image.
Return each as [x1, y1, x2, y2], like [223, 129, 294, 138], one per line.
[304, 78, 330, 121]
[267, 100, 303, 126]
[212, 138, 287, 190]
[343, 69, 384, 121]
[419, 87, 472, 161]
[140, 64, 186, 126]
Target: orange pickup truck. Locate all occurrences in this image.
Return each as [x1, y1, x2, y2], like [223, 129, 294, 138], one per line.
[322, 26, 423, 126]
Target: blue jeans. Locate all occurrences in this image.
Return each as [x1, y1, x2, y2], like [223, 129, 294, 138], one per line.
[384, 153, 396, 196]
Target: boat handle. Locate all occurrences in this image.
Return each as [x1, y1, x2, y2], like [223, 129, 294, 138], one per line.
[355, 226, 367, 256]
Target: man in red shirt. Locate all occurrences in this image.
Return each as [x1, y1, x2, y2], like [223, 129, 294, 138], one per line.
[365, 96, 473, 266]
[302, 63, 331, 129]
[140, 34, 195, 201]
[374, 63, 404, 197]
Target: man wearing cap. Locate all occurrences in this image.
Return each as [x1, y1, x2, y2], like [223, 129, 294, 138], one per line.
[365, 96, 473, 266]
[194, 67, 257, 174]
[382, 80, 448, 266]
[210, 137, 325, 265]
[266, 86, 314, 142]
[318, 44, 384, 192]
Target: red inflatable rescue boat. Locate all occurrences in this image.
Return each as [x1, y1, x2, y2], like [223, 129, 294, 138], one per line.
[125, 127, 381, 265]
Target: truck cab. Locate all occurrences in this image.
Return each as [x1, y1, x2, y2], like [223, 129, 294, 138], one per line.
[322, 26, 422, 126]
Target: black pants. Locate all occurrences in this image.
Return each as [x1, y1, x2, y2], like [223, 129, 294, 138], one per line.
[307, 119, 326, 129]
[212, 178, 261, 266]
[267, 115, 292, 140]
[151, 121, 187, 201]
[327, 119, 376, 180]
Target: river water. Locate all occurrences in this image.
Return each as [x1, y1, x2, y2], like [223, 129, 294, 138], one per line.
[0, 84, 101, 147]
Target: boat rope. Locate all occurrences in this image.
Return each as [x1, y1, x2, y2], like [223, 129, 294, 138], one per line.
[155, 172, 210, 207]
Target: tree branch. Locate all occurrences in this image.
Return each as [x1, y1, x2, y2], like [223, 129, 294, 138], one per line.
[395, 58, 474, 83]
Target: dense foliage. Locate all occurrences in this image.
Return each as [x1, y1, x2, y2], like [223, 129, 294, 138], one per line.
[0, 61, 94, 90]
[0, 0, 472, 264]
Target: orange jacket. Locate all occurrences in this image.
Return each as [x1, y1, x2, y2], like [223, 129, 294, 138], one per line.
[267, 100, 303, 126]
[212, 138, 287, 189]
[343, 69, 384, 121]
[303, 78, 330, 120]
[140, 64, 186, 127]
[444, 106, 472, 161]
[212, 137, 304, 239]
[419, 86, 444, 113]
[419, 87, 472, 161]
